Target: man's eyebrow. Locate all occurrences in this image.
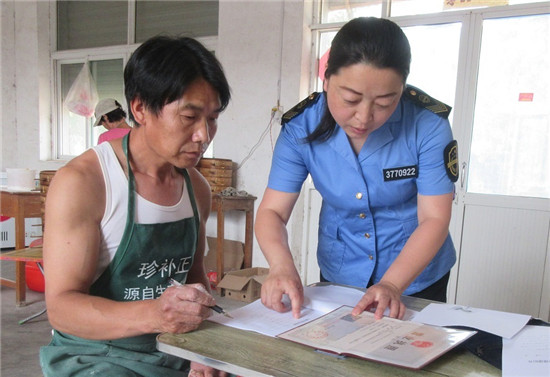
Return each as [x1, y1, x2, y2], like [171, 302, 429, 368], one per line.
[181, 103, 223, 113]
[181, 103, 202, 111]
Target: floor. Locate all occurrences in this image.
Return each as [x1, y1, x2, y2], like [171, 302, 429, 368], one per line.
[0, 256, 246, 377]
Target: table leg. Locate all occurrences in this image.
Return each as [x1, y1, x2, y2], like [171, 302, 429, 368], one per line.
[216, 205, 225, 291]
[15, 262, 27, 306]
[18, 262, 46, 324]
[14, 201, 27, 306]
[243, 209, 254, 269]
[14, 261, 26, 306]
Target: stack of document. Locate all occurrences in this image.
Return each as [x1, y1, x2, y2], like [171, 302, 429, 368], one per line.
[414, 303, 549, 376]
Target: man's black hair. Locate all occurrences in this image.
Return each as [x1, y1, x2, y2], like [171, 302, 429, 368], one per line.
[124, 36, 231, 124]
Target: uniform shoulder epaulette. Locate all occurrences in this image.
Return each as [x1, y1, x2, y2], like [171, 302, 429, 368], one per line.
[281, 92, 321, 125]
[403, 85, 451, 119]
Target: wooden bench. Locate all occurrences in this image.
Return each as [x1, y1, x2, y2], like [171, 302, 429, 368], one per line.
[0, 247, 46, 323]
[0, 246, 46, 324]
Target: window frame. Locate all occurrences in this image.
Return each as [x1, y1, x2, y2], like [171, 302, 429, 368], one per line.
[50, 0, 218, 161]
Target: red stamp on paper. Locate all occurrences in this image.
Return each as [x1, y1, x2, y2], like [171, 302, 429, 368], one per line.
[411, 340, 433, 348]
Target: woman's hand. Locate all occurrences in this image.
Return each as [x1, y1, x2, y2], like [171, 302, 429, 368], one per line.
[351, 281, 406, 320]
[261, 266, 304, 319]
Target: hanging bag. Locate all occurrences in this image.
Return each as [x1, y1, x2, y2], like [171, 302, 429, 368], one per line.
[63, 61, 99, 117]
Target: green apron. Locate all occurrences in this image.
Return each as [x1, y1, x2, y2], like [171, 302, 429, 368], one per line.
[40, 134, 198, 376]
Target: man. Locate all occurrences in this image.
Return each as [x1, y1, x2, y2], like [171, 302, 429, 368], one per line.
[93, 98, 132, 144]
[40, 36, 231, 377]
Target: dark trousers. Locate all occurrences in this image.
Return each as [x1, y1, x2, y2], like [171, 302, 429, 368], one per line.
[320, 271, 450, 303]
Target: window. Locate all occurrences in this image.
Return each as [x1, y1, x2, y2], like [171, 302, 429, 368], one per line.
[318, 0, 548, 21]
[56, 58, 125, 159]
[135, 1, 218, 43]
[468, 13, 550, 198]
[57, 1, 128, 50]
[52, 0, 218, 159]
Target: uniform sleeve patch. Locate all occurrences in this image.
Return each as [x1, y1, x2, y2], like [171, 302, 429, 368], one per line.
[404, 85, 452, 119]
[444, 140, 459, 182]
[281, 92, 321, 125]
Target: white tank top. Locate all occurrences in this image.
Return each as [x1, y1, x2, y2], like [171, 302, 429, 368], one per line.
[92, 142, 194, 280]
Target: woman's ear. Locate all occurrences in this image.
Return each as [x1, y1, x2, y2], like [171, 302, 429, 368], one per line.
[130, 98, 146, 126]
[323, 78, 329, 92]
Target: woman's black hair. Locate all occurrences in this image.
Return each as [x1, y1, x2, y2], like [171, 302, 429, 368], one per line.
[124, 35, 231, 125]
[104, 100, 127, 123]
[306, 17, 411, 143]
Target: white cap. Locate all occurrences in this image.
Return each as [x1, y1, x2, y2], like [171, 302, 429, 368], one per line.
[93, 98, 121, 127]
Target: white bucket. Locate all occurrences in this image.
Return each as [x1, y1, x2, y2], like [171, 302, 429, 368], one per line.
[6, 168, 36, 190]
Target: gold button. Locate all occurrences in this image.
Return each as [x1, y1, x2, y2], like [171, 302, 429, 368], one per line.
[369, 255, 373, 260]
[364, 233, 370, 238]
[356, 192, 363, 199]
[359, 213, 366, 219]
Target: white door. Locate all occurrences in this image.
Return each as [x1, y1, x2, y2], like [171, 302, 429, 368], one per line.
[451, 10, 550, 320]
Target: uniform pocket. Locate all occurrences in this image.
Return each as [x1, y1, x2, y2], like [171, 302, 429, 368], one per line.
[318, 220, 346, 275]
[401, 217, 418, 238]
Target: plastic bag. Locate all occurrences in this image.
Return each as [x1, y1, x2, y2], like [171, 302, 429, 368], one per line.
[63, 61, 99, 117]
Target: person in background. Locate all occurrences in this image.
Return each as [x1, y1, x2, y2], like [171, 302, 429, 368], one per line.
[40, 35, 231, 377]
[255, 17, 458, 321]
[93, 98, 132, 144]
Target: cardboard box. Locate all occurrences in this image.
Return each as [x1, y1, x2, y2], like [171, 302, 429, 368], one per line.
[204, 237, 244, 273]
[204, 237, 244, 288]
[217, 267, 269, 302]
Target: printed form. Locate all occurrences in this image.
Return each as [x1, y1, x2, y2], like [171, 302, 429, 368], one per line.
[210, 285, 416, 337]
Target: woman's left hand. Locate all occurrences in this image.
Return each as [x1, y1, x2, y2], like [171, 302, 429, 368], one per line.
[351, 281, 406, 320]
[188, 361, 227, 377]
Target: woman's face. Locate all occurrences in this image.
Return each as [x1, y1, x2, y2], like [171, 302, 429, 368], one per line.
[323, 63, 404, 153]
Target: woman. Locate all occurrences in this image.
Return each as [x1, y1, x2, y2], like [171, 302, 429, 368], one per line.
[255, 17, 458, 320]
[93, 98, 132, 144]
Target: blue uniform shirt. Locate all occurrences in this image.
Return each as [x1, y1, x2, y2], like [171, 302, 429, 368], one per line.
[268, 92, 456, 295]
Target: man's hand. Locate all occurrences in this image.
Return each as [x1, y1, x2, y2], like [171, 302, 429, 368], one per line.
[260, 266, 304, 318]
[188, 361, 227, 377]
[153, 283, 216, 334]
[351, 281, 406, 320]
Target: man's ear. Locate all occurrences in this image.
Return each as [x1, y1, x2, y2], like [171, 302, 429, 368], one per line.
[130, 98, 146, 125]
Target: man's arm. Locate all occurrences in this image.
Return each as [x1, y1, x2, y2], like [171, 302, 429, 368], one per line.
[43, 152, 215, 340]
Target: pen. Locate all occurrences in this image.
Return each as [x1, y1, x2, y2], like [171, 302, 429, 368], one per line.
[169, 278, 233, 318]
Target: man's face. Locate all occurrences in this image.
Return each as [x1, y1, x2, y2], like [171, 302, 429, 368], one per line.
[141, 78, 222, 168]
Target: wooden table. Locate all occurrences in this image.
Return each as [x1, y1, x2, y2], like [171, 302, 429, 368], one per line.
[0, 189, 42, 306]
[211, 194, 257, 287]
[157, 294, 500, 377]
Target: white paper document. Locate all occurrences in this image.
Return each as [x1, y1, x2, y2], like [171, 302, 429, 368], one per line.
[278, 305, 476, 370]
[413, 303, 531, 339]
[502, 325, 550, 377]
[209, 285, 416, 337]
